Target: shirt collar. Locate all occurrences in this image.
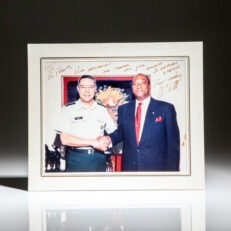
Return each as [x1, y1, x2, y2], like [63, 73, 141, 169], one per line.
[135, 96, 151, 107]
[76, 99, 97, 110]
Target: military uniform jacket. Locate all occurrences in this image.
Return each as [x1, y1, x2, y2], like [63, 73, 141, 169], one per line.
[56, 100, 117, 140]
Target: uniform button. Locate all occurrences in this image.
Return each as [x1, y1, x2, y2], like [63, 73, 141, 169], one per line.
[137, 149, 139, 151]
[133, 162, 136, 165]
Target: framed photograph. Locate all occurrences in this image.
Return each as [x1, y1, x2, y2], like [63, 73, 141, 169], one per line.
[28, 42, 204, 191]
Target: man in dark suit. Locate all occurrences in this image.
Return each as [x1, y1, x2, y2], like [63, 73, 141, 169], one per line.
[100, 73, 180, 171]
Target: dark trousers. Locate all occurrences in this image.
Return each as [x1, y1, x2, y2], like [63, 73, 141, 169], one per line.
[66, 150, 106, 172]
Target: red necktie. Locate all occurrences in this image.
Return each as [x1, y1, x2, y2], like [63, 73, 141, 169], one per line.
[135, 102, 142, 145]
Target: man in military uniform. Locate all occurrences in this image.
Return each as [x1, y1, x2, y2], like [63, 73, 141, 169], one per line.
[56, 75, 116, 172]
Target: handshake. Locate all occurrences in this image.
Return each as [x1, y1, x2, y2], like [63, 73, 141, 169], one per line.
[93, 136, 111, 151]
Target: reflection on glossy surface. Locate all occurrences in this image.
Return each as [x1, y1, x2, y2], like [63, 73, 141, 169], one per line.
[2, 162, 231, 230]
[27, 191, 204, 231]
[0, 186, 204, 231]
[45, 208, 181, 231]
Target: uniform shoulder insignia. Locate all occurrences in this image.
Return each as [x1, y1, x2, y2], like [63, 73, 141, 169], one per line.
[97, 102, 106, 108]
[65, 101, 76, 107]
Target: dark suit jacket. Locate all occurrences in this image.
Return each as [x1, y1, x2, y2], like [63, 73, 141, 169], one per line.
[109, 98, 180, 171]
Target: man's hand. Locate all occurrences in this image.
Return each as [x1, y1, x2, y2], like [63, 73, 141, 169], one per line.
[93, 136, 110, 151]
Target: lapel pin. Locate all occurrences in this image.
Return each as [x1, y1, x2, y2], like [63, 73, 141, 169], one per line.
[152, 112, 155, 114]
[75, 116, 83, 120]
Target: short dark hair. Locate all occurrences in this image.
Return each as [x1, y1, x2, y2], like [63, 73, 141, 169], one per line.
[78, 75, 96, 86]
[133, 73, 150, 85]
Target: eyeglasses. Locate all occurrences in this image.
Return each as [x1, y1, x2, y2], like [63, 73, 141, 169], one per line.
[79, 85, 96, 90]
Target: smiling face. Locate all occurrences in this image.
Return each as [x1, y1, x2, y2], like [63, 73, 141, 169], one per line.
[132, 74, 151, 101]
[77, 77, 96, 106]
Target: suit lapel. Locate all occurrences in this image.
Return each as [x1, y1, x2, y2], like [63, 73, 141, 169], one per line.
[128, 100, 137, 146]
[139, 98, 158, 146]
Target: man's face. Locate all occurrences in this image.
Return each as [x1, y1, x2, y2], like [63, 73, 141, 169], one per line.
[77, 78, 96, 104]
[132, 74, 151, 101]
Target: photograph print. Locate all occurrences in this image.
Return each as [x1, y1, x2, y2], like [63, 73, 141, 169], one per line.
[41, 56, 190, 176]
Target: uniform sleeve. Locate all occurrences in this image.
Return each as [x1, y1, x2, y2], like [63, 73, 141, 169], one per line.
[55, 107, 71, 134]
[104, 108, 117, 134]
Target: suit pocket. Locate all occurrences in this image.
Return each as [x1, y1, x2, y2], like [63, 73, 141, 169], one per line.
[150, 119, 166, 139]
